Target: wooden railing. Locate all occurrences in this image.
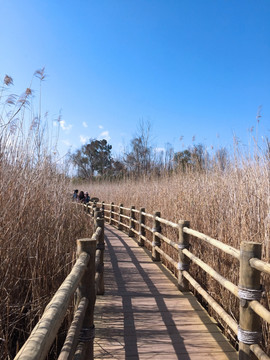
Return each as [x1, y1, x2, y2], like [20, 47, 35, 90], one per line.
[15, 209, 104, 360]
[85, 200, 270, 360]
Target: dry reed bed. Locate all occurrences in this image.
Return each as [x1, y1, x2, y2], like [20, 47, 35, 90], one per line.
[0, 160, 92, 359]
[0, 75, 92, 359]
[85, 160, 270, 354]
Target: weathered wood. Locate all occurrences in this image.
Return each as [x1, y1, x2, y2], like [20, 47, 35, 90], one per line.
[249, 258, 270, 275]
[239, 242, 262, 360]
[178, 220, 190, 292]
[109, 202, 114, 225]
[92, 202, 97, 217]
[155, 216, 179, 229]
[75, 238, 97, 360]
[155, 246, 178, 268]
[138, 207, 145, 247]
[128, 206, 136, 237]
[155, 231, 179, 250]
[101, 201, 105, 218]
[95, 212, 105, 295]
[182, 248, 239, 297]
[250, 344, 270, 360]
[141, 211, 154, 219]
[118, 203, 123, 230]
[15, 252, 90, 360]
[183, 227, 240, 260]
[58, 297, 89, 360]
[152, 211, 161, 262]
[249, 300, 270, 325]
[183, 271, 238, 335]
[94, 225, 238, 360]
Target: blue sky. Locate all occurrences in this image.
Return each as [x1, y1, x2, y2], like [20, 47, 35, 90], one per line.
[0, 0, 269, 158]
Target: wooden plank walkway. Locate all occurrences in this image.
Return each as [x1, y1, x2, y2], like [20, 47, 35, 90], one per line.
[94, 225, 238, 359]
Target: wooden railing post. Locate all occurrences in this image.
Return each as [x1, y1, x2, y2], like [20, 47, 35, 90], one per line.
[128, 206, 135, 237]
[152, 211, 161, 261]
[94, 210, 105, 295]
[75, 238, 96, 360]
[101, 201, 105, 219]
[92, 202, 96, 217]
[178, 220, 190, 292]
[118, 203, 123, 230]
[238, 242, 262, 360]
[109, 202, 114, 225]
[138, 207, 145, 247]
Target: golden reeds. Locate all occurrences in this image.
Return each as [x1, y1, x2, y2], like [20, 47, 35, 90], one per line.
[0, 74, 92, 359]
[84, 148, 270, 354]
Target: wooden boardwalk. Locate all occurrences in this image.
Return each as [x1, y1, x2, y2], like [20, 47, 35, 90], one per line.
[94, 225, 238, 360]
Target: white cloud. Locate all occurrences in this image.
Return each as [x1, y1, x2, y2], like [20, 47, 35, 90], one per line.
[82, 121, 88, 128]
[53, 121, 58, 127]
[59, 120, 72, 131]
[154, 147, 165, 153]
[98, 125, 104, 129]
[98, 130, 111, 141]
[80, 135, 88, 145]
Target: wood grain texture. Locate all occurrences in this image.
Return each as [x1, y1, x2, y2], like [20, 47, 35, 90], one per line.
[94, 225, 238, 360]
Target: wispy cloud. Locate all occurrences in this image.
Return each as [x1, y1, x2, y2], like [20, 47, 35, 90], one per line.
[80, 135, 87, 145]
[59, 120, 72, 132]
[82, 121, 88, 128]
[154, 147, 165, 153]
[98, 130, 111, 142]
[98, 125, 104, 129]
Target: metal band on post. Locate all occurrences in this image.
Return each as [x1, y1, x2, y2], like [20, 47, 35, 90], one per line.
[177, 262, 190, 271]
[238, 286, 262, 301]
[238, 327, 262, 345]
[79, 325, 95, 342]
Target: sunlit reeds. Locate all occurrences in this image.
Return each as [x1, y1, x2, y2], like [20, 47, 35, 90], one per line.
[85, 143, 270, 354]
[0, 73, 91, 359]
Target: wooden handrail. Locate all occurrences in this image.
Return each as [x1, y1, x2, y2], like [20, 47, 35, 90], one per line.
[15, 252, 91, 360]
[15, 207, 105, 360]
[93, 200, 270, 360]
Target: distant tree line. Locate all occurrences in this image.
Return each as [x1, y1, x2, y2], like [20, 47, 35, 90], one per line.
[71, 123, 230, 180]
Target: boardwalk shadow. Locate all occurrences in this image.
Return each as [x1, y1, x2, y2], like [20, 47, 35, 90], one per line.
[97, 226, 192, 359]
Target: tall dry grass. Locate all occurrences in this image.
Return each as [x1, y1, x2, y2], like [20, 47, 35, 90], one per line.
[83, 147, 270, 354]
[0, 74, 92, 359]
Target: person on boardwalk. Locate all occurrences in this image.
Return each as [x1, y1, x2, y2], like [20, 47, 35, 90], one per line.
[78, 190, 85, 203]
[84, 192, 90, 204]
[72, 189, 79, 201]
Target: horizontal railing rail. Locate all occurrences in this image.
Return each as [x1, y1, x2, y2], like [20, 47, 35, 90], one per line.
[15, 208, 105, 360]
[85, 200, 270, 360]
